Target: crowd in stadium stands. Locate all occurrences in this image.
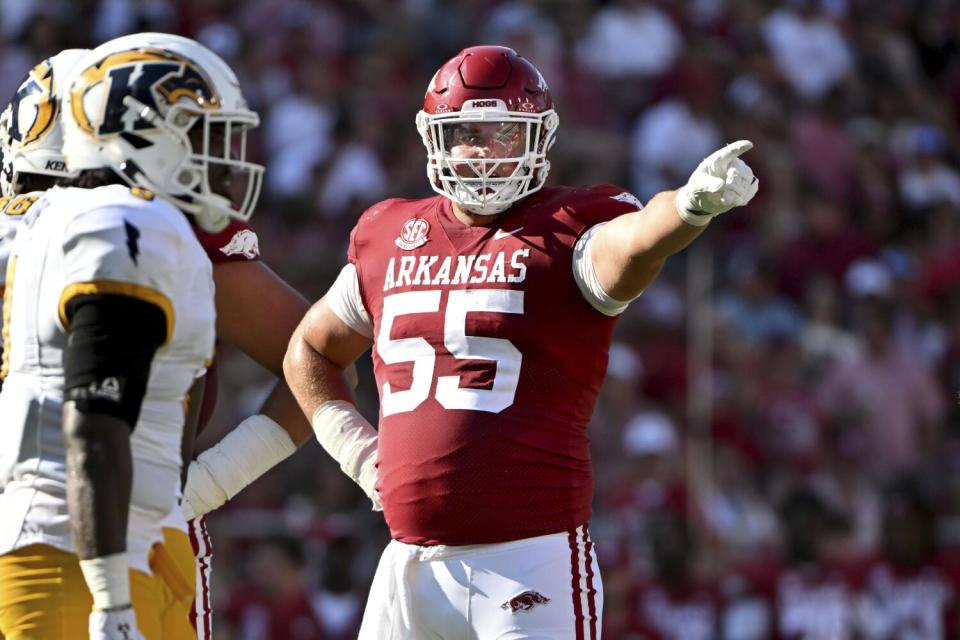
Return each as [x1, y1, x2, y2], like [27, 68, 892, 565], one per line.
[3, 0, 960, 637]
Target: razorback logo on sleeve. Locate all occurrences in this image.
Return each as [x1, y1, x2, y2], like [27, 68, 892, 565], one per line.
[219, 229, 259, 259]
[610, 191, 643, 209]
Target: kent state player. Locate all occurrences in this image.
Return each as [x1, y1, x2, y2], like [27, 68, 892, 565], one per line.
[285, 45, 758, 639]
[0, 34, 287, 639]
[94, 32, 317, 640]
[0, 35, 316, 640]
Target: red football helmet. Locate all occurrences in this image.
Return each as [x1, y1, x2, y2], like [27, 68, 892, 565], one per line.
[416, 46, 559, 215]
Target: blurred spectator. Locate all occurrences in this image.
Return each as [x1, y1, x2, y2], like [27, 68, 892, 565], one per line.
[789, 93, 857, 207]
[818, 296, 945, 475]
[609, 409, 686, 516]
[855, 480, 960, 639]
[222, 536, 323, 640]
[761, 0, 853, 99]
[314, 108, 388, 219]
[576, 0, 682, 81]
[752, 336, 824, 474]
[696, 438, 778, 560]
[810, 450, 883, 558]
[310, 531, 365, 639]
[772, 488, 858, 639]
[624, 510, 720, 639]
[716, 253, 802, 347]
[897, 125, 960, 210]
[605, 410, 688, 573]
[264, 63, 336, 198]
[630, 95, 721, 200]
[1, 0, 67, 39]
[92, 0, 174, 41]
[778, 194, 878, 300]
[938, 295, 960, 432]
[590, 341, 646, 471]
[628, 281, 689, 412]
[798, 276, 861, 375]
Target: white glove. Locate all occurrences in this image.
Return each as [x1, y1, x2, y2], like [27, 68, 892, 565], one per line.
[89, 606, 142, 640]
[676, 140, 759, 226]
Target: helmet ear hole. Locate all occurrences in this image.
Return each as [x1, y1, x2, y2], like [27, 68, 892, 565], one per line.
[171, 109, 196, 130]
[176, 169, 199, 189]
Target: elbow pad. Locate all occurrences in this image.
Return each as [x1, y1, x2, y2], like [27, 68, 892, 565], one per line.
[63, 294, 166, 428]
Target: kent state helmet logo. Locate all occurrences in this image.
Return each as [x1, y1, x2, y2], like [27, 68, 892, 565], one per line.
[71, 48, 220, 136]
[8, 59, 57, 148]
[395, 218, 430, 250]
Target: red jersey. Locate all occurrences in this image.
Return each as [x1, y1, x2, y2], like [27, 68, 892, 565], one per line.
[856, 553, 960, 640]
[774, 562, 860, 640]
[190, 218, 261, 435]
[627, 576, 720, 640]
[348, 184, 641, 545]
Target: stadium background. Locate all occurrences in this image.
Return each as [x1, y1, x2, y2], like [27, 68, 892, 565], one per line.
[3, 0, 960, 637]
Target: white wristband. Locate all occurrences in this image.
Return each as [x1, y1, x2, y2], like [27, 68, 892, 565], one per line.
[675, 186, 714, 227]
[79, 552, 131, 611]
[311, 400, 381, 510]
[182, 414, 297, 520]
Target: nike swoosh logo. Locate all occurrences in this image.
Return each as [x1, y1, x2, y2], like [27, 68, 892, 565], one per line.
[493, 227, 523, 240]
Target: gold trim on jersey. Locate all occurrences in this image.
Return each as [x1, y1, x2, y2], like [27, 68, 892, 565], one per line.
[58, 280, 175, 344]
[1, 257, 16, 380]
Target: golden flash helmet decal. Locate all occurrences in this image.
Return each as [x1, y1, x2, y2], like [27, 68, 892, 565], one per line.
[70, 48, 221, 136]
[9, 59, 56, 148]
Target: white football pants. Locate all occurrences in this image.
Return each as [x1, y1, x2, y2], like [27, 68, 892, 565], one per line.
[358, 525, 602, 640]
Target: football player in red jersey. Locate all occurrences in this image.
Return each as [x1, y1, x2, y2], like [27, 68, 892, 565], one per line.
[285, 45, 758, 639]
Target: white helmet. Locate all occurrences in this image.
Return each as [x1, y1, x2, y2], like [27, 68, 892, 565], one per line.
[0, 49, 89, 197]
[61, 33, 263, 229]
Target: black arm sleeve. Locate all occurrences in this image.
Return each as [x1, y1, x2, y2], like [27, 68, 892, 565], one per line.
[62, 294, 167, 429]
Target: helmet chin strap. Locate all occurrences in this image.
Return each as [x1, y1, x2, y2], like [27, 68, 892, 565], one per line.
[195, 193, 232, 231]
[452, 166, 526, 215]
[461, 201, 511, 216]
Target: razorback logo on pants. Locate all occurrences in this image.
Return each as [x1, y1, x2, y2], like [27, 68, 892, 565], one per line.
[501, 590, 551, 613]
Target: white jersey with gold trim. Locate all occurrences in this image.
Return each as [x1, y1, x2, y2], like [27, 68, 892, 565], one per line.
[0, 184, 215, 574]
[0, 191, 41, 296]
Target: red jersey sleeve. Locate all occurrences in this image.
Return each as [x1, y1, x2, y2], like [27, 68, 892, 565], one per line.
[191, 218, 261, 263]
[561, 183, 644, 233]
[347, 198, 412, 316]
[347, 198, 408, 262]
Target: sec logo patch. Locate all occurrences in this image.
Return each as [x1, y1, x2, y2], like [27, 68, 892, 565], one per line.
[395, 217, 430, 250]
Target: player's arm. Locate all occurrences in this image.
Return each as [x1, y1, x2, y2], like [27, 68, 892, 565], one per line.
[590, 140, 758, 300]
[284, 265, 380, 508]
[62, 293, 166, 629]
[181, 260, 313, 520]
[213, 259, 314, 445]
[180, 373, 206, 489]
